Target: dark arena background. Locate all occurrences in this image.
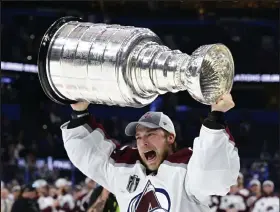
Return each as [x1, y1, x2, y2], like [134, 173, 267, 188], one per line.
[1, 1, 279, 212]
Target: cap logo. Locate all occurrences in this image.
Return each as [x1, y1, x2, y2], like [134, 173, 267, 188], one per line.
[163, 122, 167, 125]
[143, 113, 153, 119]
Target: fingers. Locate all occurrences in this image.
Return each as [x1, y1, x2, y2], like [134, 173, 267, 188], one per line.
[222, 93, 232, 99]
[70, 101, 90, 111]
[218, 93, 233, 102]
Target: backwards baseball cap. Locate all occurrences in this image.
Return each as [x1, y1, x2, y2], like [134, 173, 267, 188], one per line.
[32, 179, 47, 188]
[125, 112, 176, 136]
[249, 179, 261, 187]
[12, 185, 21, 192]
[85, 177, 92, 184]
[263, 180, 274, 187]
[55, 178, 72, 188]
[238, 172, 244, 179]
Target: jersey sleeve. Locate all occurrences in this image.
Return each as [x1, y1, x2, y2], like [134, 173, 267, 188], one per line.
[38, 197, 54, 211]
[61, 111, 123, 194]
[185, 111, 240, 202]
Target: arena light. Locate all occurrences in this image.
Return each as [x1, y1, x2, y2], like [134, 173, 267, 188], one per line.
[1, 77, 13, 84]
[1, 61, 38, 73]
[17, 157, 73, 170]
[1, 61, 279, 83]
[234, 74, 279, 82]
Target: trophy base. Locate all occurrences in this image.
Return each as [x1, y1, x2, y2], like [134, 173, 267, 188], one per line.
[38, 16, 82, 105]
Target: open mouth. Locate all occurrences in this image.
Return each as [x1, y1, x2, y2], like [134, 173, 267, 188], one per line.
[144, 150, 157, 162]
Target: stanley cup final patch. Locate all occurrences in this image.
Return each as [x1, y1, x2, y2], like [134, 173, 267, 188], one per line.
[126, 175, 140, 193]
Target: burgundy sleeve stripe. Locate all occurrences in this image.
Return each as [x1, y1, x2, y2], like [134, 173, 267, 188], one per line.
[88, 116, 120, 148]
[225, 127, 235, 143]
[88, 116, 138, 165]
[110, 146, 140, 165]
[165, 148, 193, 164]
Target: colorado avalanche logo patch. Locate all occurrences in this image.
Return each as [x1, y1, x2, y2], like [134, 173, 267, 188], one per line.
[127, 180, 171, 212]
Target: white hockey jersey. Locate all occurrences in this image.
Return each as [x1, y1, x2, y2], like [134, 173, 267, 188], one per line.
[251, 195, 279, 212]
[56, 194, 75, 212]
[61, 115, 240, 212]
[37, 196, 55, 212]
[218, 193, 248, 211]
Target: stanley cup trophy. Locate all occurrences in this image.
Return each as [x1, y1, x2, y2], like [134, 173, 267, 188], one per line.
[38, 17, 234, 107]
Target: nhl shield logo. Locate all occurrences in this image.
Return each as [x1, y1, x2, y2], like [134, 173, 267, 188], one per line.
[126, 175, 140, 193]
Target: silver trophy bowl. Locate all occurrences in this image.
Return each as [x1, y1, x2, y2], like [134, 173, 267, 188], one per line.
[38, 17, 234, 107]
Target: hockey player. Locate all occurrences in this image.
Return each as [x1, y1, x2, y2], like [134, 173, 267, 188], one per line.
[61, 94, 240, 212]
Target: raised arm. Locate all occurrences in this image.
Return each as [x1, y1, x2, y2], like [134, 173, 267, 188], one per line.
[185, 94, 240, 202]
[61, 102, 121, 193]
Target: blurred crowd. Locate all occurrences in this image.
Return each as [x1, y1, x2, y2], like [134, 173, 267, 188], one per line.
[207, 173, 279, 212]
[1, 173, 279, 212]
[1, 177, 119, 212]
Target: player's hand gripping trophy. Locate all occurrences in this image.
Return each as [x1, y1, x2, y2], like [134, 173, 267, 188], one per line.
[38, 17, 234, 108]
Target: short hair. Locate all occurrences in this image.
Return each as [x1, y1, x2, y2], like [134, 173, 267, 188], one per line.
[163, 130, 177, 153]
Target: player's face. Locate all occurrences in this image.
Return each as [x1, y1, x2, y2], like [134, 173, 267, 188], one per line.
[136, 125, 174, 171]
[24, 191, 37, 199]
[87, 180, 96, 189]
[1, 188, 9, 199]
[40, 186, 48, 196]
[263, 185, 273, 194]
[49, 187, 57, 197]
[229, 185, 239, 194]
[250, 184, 261, 193]
[237, 176, 243, 186]
[12, 191, 20, 200]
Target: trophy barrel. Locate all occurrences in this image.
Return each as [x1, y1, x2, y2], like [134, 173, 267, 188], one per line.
[38, 17, 81, 105]
[38, 17, 161, 107]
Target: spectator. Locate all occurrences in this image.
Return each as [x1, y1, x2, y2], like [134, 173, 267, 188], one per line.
[11, 186, 21, 201]
[1, 188, 13, 212]
[251, 181, 279, 212]
[11, 184, 39, 212]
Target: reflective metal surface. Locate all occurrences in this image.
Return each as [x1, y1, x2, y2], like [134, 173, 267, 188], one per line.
[41, 18, 234, 107]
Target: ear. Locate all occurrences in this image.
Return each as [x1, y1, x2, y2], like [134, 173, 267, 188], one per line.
[167, 133, 175, 145]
